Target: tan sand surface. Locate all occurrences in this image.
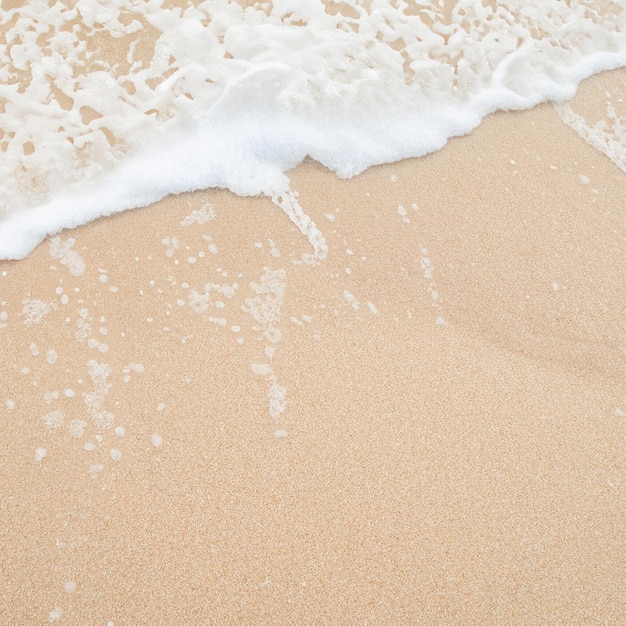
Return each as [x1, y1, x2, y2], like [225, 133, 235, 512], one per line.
[1, 69, 625, 624]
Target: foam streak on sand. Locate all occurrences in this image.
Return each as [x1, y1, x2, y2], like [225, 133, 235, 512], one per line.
[1, 1, 626, 258]
[556, 97, 626, 173]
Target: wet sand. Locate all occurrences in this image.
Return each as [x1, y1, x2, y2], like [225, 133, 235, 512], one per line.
[1, 69, 625, 624]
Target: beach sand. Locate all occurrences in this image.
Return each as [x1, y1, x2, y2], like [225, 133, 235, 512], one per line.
[1, 69, 625, 624]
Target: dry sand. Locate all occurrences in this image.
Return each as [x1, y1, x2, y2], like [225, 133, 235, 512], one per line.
[1, 69, 625, 624]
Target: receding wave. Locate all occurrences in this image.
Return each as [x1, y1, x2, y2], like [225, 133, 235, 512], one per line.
[1, 0, 626, 258]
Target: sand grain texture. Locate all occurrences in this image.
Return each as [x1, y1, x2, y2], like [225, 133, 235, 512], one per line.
[1, 70, 625, 624]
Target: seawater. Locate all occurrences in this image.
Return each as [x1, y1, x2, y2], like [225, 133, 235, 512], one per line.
[1, 0, 626, 259]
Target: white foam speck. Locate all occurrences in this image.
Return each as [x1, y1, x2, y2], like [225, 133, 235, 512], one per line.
[115, 426, 126, 437]
[22, 300, 54, 327]
[46, 350, 58, 365]
[110, 448, 122, 461]
[6, 399, 16, 411]
[68, 420, 87, 438]
[48, 608, 62, 622]
[83, 360, 114, 429]
[35, 448, 47, 462]
[44, 391, 59, 404]
[275, 429, 288, 438]
[269, 239, 281, 258]
[180, 204, 215, 226]
[243, 268, 286, 343]
[162, 237, 179, 258]
[49, 237, 86, 276]
[420, 251, 447, 322]
[615, 408, 625, 417]
[157, 402, 166, 412]
[151, 433, 163, 448]
[42, 410, 65, 430]
[64, 581, 76, 594]
[269, 379, 287, 422]
[75, 309, 92, 344]
[208, 316, 227, 327]
[367, 301, 379, 315]
[344, 290, 360, 311]
[89, 464, 104, 478]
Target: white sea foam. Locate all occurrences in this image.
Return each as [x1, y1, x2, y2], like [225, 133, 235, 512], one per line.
[1, 1, 626, 258]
